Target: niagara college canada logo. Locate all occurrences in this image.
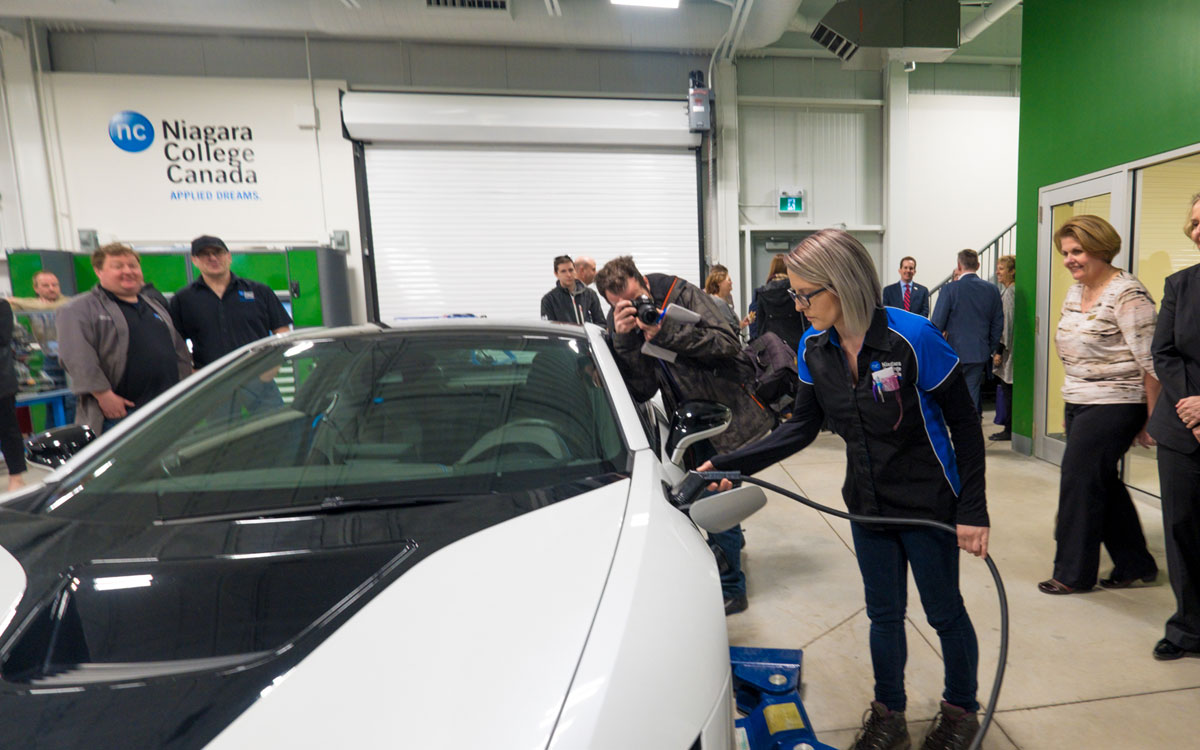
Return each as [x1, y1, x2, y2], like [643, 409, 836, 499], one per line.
[108, 110, 155, 152]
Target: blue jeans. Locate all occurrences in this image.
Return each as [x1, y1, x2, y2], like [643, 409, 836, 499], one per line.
[851, 522, 979, 713]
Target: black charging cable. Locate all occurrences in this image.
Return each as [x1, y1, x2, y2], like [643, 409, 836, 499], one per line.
[690, 470, 1007, 750]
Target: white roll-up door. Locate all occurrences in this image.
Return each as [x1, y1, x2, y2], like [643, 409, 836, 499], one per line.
[346, 93, 702, 323]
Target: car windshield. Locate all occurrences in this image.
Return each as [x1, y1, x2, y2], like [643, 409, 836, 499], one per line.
[39, 330, 629, 523]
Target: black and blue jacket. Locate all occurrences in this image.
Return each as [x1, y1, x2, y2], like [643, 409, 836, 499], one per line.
[713, 306, 988, 527]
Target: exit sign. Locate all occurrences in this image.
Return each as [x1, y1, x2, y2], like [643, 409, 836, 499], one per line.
[778, 193, 804, 213]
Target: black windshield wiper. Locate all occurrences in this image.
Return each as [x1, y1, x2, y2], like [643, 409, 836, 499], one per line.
[315, 495, 460, 512]
[155, 495, 463, 525]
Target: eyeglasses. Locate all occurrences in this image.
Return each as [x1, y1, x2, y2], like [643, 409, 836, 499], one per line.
[787, 286, 828, 309]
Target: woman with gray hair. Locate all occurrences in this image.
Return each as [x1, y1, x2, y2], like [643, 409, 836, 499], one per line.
[699, 229, 989, 750]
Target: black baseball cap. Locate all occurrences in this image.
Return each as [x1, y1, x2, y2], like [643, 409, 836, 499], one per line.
[191, 235, 229, 255]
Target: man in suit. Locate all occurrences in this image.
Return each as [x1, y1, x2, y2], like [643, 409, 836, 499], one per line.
[931, 249, 1003, 416]
[882, 256, 930, 317]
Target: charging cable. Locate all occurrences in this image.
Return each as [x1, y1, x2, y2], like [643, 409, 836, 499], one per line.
[689, 470, 1008, 750]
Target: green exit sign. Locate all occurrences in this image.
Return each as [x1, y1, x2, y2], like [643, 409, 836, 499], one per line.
[778, 194, 803, 213]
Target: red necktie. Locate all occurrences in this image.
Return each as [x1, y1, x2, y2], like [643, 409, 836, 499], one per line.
[903, 284, 911, 311]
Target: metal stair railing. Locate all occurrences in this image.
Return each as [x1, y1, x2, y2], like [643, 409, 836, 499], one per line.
[927, 221, 1016, 310]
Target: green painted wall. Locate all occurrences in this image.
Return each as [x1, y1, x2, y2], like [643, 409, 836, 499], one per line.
[8, 253, 44, 297]
[73, 254, 97, 291]
[230, 253, 288, 291]
[286, 249, 323, 327]
[1014, 0, 1200, 439]
[140, 254, 189, 295]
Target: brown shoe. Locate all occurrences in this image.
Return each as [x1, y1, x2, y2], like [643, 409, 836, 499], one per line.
[850, 701, 911, 750]
[1037, 578, 1091, 595]
[920, 701, 979, 750]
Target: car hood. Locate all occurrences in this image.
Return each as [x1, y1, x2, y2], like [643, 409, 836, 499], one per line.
[206, 478, 630, 749]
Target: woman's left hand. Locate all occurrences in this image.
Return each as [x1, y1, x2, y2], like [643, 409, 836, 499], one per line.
[957, 525, 989, 559]
[1133, 428, 1156, 448]
[1177, 396, 1200, 428]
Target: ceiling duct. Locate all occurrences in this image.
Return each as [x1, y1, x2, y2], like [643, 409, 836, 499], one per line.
[810, 0, 960, 66]
[426, 0, 512, 13]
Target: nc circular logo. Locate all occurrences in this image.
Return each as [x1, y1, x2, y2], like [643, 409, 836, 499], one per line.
[108, 111, 154, 152]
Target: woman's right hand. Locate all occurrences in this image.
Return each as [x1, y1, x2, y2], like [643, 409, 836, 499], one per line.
[1177, 396, 1200, 429]
[695, 460, 734, 492]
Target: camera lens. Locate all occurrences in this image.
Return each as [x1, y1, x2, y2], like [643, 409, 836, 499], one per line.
[632, 295, 659, 325]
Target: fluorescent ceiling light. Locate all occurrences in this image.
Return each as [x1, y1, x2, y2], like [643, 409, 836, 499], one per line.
[611, 0, 680, 8]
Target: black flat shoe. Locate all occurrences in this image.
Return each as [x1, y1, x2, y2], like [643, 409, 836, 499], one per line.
[1098, 571, 1157, 589]
[988, 430, 1011, 442]
[1153, 638, 1200, 661]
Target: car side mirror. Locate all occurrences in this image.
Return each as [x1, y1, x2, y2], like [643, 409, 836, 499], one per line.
[24, 424, 96, 468]
[666, 400, 731, 466]
[688, 485, 768, 533]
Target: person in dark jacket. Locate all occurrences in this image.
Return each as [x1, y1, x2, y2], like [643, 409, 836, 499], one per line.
[882, 256, 931, 317]
[0, 300, 28, 491]
[596, 255, 773, 616]
[540, 255, 604, 325]
[750, 253, 808, 352]
[931, 249, 1003, 416]
[1146, 192, 1200, 661]
[700, 230, 988, 750]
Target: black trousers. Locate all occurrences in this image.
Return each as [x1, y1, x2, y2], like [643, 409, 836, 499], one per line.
[0, 395, 26, 476]
[1158, 443, 1200, 650]
[1053, 402, 1157, 589]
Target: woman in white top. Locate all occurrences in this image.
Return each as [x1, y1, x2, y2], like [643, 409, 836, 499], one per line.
[1039, 215, 1161, 595]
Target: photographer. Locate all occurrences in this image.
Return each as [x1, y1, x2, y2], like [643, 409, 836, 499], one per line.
[596, 256, 773, 615]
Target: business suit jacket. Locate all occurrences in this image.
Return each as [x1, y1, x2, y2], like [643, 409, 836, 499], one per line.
[931, 272, 1003, 364]
[882, 280, 930, 317]
[1148, 263, 1200, 454]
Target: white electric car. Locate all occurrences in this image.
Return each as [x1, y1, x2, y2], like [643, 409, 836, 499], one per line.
[0, 320, 762, 749]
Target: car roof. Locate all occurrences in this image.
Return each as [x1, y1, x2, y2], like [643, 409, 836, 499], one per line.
[277, 318, 597, 342]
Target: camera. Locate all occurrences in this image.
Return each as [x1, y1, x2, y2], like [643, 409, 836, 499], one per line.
[632, 295, 660, 325]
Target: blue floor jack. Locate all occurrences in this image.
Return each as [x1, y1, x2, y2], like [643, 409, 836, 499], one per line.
[731, 647, 838, 750]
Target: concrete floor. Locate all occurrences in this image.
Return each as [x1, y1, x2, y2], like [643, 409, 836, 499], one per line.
[727, 418, 1200, 750]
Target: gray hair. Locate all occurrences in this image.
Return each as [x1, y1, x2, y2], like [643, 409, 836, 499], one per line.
[786, 229, 881, 335]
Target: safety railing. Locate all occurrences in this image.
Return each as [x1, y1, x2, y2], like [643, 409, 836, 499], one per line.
[928, 221, 1016, 310]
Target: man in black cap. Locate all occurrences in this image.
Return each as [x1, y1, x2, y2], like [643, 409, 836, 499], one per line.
[169, 235, 292, 370]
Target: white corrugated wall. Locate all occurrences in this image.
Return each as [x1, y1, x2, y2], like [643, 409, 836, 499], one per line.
[366, 145, 700, 323]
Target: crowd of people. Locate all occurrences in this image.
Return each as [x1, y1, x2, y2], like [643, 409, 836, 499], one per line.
[0, 234, 292, 488]
[537, 193, 1200, 750]
[0, 197, 1196, 750]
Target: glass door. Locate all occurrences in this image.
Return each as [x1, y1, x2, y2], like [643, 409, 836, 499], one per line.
[1124, 152, 1200, 496]
[1034, 174, 1127, 464]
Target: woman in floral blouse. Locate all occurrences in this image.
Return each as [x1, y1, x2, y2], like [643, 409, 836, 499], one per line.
[1040, 214, 1161, 595]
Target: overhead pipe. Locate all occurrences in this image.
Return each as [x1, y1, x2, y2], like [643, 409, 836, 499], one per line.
[960, 0, 1022, 46]
[734, 0, 806, 50]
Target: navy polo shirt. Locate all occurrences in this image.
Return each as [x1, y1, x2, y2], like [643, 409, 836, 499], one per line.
[169, 273, 292, 368]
